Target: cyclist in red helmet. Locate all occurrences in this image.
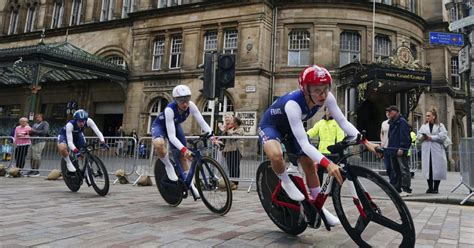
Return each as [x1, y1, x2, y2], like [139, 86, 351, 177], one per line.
[258, 65, 380, 226]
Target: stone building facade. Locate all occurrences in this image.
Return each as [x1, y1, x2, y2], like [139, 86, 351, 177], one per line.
[0, 0, 467, 164]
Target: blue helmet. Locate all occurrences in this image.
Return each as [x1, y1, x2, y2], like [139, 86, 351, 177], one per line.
[73, 109, 88, 121]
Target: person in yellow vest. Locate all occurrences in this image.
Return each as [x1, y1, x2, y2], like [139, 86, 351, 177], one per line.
[407, 124, 417, 157]
[307, 107, 345, 183]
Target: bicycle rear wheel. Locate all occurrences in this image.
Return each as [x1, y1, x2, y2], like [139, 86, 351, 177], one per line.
[194, 156, 232, 215]
[60, 157, 82, 192]
[86, 155, 110, 196]
[332, 165, 415, 248]
[256, 161, 307, 235]
[154, 159, 183, 207]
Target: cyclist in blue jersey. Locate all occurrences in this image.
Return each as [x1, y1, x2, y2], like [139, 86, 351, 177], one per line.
[151, 85, 219, 196]
[258, 65, 380, 226]
[57, 109, 108, 173]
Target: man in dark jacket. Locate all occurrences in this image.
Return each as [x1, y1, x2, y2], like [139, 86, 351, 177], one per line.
[386, 105, 412, 196]
[27, 113, 49, 177]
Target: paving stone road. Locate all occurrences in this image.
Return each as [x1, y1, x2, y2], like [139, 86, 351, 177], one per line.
[1, 177, 474, 248]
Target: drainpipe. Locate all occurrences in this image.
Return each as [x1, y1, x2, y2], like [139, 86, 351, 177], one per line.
[269, 6, 277, 106]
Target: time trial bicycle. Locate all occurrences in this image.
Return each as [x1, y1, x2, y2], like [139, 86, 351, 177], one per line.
[60, 142, 110, 196]
[256, 135, 415, 247]
[154, 133, 233, 215]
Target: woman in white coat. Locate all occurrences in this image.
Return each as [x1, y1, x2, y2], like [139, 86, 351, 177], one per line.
[416, 108, 448, 194]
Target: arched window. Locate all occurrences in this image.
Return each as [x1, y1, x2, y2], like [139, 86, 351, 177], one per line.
[51, 0, 64, 29]
[107, 56, 127, 69]
[24, 3, 37, 32]
[8, 8, 19, 35]
[288, 30, 310, 66]
[340, 31, 360, 66]
[148, 98, 169, 133]
[202, 94, 234, 126]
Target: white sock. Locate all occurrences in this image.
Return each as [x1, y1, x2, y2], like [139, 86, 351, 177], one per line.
[322, 207, 340, 227]
[190, 177, 200, 198]
[310, 186, 321, 200]
[160, 154, 178, 181]
[278, 170, 305, 201]
[64, 156, 76, 172]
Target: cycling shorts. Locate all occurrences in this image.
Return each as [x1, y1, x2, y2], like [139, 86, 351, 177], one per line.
[258, 126, 304, 156]
[151, 123, 186, 150]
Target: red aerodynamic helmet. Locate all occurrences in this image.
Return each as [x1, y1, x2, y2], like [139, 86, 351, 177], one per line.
[298, 65, 332, 89]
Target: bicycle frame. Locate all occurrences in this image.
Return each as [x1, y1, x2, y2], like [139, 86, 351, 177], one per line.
[171, 149, 201, 188]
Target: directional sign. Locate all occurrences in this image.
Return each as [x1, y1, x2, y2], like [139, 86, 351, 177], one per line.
[449, 15, 474, 31]
[429, 32, 464, 47]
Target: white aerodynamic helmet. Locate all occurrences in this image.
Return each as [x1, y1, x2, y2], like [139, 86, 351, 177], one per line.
[172, 85, 192, 98]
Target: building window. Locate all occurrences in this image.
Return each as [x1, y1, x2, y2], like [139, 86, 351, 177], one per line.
[158, 0, 182, 8]
[152, 36, 165, 70]
[407, 0, 416, 13]
[51, 0, 64, 29]
[8, 9, 19, 35]
[148, 98, 169, 134]
[202, 94, 234, 125]
[450, 6, 459, 22]
[339, 31, 360, 66]
[70, 0, 82, 26]
[410, 43, 417, 60]
[24, 3, 37, 32]
[288, 30, 310, 67]
[224, 29, 238, 54]
[107, 56, 127, 69]
[100, 0, 115, 21]
[375, 35, 391, 59]
[451, 56, 461, 89]
[204, 30, 218, 53]
[122, 0, 135, 18]
[371, 0, 392, 4]
[169, 34, 182, 69]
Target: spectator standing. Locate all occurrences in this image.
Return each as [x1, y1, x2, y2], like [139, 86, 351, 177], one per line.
[128, 129, 138, 157]
[115, 126, 125, 157]
[380, 111, 395, 185]
[13, 117, 32, 175]
[26, 113, 50, 177]
[306, 107, 344, 183]
[386, 105, 412, 196]
[416, 108, 448, 194]
[219, 114, 244, 190]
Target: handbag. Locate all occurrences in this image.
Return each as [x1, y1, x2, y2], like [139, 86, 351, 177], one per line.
[444, 136, 453, 149]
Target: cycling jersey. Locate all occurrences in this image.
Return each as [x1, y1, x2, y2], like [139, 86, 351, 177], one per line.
[58, 118, 105, 151]
[258, 90, 359, 167]
[152, 101, 212, 151]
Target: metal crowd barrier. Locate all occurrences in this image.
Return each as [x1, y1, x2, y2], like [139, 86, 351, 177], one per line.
[451, 138, 474, 205]
[1, 136, 137, 181]
[0, 136, 15, 168]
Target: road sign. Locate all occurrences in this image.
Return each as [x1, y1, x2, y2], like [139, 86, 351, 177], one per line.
[429, 32, 464, 46]
[459, 45, 470, 73]
[449, 15, 474, 31]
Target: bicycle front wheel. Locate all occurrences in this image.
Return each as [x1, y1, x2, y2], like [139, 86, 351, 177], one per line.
[194, 156, 232, 215]
[332, 165, 415, 248]
[256, 161, 307, 235]
[86, 155, 110, 196]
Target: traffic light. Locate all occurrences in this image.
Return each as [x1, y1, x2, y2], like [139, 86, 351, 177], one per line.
[216, 54, 235, 89]
[199, 53, 216, 99]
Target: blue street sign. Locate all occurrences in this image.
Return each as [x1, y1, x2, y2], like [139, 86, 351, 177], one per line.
[429, 32, 464, 46]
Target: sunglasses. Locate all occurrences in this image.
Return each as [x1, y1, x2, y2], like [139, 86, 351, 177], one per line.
[308, 85, 330, 96]
[176, 96, 191, 104]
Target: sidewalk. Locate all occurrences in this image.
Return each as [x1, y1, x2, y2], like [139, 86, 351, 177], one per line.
[402, 171, 474, 206]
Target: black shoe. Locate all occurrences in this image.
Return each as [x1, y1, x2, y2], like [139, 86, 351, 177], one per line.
[426, 188, 434, 194]
[403, 188, 412, 194]
[25, 171, 34, 177]
[396, 188, 402, 193]
[29, 171, 40, 177]
[432, 189, 439, 194]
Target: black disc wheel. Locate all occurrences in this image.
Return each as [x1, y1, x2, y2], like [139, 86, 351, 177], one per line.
[154, 159, 183, 207]
[60, 157, 82, 192]
[256, 161, 307, 235]
[332, 165, 415, 248]
[86, 155, 110, 196]
[194, 156, 232, 215]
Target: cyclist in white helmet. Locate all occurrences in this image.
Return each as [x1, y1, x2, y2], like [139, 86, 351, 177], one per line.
[151, 85, 219, 197]
[57, 109, 108, 173]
